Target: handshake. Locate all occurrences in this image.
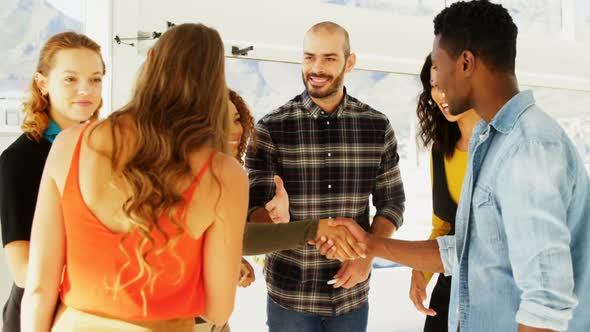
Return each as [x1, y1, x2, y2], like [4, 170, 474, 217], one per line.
[263, 175, 372, 261]
[309, 217, 370, 262]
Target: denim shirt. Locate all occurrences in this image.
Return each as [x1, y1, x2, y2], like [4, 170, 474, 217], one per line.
[437, 90, 590, 331]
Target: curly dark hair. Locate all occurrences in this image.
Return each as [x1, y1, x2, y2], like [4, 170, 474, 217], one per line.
[229, 89, 256, 164]
[433, 0, 518, 73]
[416, 54, 460, 157]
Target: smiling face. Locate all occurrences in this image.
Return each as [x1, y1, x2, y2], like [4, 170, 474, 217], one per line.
[301, 28, 354, 99]
[430, 35, 473, 117]
[430, 66, 465, 123]
[36, 48, 104, 128]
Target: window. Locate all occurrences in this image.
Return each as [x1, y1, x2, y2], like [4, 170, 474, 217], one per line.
[0, 0, 86, 98]
[227, 57, 590, 243]
[321, 0, 445, 18]
[0, 0, 87, 134]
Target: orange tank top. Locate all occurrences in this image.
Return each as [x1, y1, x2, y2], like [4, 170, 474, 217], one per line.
[60, 123, 212, 320]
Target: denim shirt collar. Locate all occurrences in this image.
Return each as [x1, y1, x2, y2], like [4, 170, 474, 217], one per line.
[42, 118, 62, 143]
[302, 86, 349, 118]
[488, 90, 535, 134]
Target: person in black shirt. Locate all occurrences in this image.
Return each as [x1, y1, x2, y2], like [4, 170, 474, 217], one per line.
[0, 31, 105, 332]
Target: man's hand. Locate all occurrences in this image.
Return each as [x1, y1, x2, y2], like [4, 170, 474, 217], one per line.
[409, 270, 436, 316]
[264, 175, 289, 223]
[311, 218, 367, 261]
[331, 257, 372, 289]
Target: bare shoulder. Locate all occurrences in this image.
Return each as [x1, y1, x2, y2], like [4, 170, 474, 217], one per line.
[52, 123, 85, 150]
[211, 152, 248, 187]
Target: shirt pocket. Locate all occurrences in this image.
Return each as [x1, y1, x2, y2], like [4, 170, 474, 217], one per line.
[472, 185, 503, 245]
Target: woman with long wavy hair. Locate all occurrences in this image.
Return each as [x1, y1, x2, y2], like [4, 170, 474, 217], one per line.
[408, 54, 480, 332]
[21, 23, 247, 332]
[0, 31, 105, 332]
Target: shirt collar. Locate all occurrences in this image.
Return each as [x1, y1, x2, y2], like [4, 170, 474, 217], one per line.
[489, 90, 536, 134]
[301, 87, 350, 118]
[43, 118, 62, 143]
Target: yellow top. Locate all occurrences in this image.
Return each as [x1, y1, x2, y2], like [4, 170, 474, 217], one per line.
[423, 148, 468, 282]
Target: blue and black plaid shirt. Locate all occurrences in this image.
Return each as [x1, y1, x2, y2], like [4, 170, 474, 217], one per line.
[246, 89, 405, 316]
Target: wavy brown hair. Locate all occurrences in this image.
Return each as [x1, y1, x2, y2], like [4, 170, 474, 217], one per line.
[228, 89, 256, 163]
[92, 23, 228, 304]
[416, 54, 460, 157]
[22, 32, 105, 142]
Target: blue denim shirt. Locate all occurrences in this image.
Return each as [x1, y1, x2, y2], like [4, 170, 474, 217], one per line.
[437, 90, 590, 331]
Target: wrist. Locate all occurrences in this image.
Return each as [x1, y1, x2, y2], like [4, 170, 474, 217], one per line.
[365, 234, 380, 258]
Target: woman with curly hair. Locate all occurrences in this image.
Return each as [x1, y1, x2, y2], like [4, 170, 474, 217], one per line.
[408, 54, 479, 332]
[0, 31, 105, 332]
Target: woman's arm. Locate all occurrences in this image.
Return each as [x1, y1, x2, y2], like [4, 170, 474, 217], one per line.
[3, 241, 29, 288]
[242, 219, 318, 255]
[21, 142, 67, 332]
[201, 154, 247, 325]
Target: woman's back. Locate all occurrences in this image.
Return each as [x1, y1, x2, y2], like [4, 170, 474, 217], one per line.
[45, 120, 247, 325]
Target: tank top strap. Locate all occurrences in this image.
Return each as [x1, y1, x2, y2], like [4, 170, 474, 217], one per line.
[66, 122, 93, 190]
[184, 151, 217, 201]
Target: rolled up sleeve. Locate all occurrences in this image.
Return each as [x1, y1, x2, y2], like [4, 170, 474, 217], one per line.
[436, 235, 457, 276]
[372, 122, 405, 229]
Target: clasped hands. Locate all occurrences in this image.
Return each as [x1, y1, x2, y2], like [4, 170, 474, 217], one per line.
[309, 217, 369, 262]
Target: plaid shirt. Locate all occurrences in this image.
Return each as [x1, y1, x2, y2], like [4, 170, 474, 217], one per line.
[246, 90, 405, 316]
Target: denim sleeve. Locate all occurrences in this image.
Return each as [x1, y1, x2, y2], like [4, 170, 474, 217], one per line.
[245, 120, 279, 219]
[372, 121, 405, 229]
[497, 140, 578, 331]
[436, 235, 456, 276]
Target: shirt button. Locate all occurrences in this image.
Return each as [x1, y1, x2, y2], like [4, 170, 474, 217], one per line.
[327, 153, 331, 157]
[328, 184, 332, 189]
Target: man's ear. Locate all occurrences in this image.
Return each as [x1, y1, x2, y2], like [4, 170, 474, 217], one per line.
[461, 50, 475, 77]
[345, 53, 356, 73]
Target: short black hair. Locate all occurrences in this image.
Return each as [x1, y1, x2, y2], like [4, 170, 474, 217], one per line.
[433, 0, 518, 73]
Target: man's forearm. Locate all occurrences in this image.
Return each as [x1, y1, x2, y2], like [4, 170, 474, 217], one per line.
[371, 215, 396, 237]
[249, 207, 273, 224]
[367, 236, 444, 273]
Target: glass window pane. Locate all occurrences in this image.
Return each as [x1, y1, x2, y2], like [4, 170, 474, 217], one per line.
[0, 0, 85, 97]
[321, 0, 445, 18]
[491, 0, 562, 37]
[524, 85, 590, 171]
[576, 0, 590, 41]
[227, 58, 431, 241]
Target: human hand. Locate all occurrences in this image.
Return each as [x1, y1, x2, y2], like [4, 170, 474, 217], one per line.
[238, 257, 255, 288]
[310, 218, 367, 261]
[264, 175, 289, 223]
[331, 258, 372, 289]
[328, 217, 368, 243]
[409, 270, 436, 316]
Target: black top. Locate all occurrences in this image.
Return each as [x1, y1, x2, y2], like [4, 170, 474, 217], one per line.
[431, 149, 458, 235]
[0, 134, 52, 246]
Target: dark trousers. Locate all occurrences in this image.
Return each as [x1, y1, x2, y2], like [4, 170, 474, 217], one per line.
[424, 274, 451, 332]
[2, 284, 23, 332]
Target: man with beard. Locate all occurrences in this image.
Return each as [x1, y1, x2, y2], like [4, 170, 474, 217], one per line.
[245, 22, 405, 332]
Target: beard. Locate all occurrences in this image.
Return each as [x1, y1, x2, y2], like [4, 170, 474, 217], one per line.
[302, 65, 345, 99]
